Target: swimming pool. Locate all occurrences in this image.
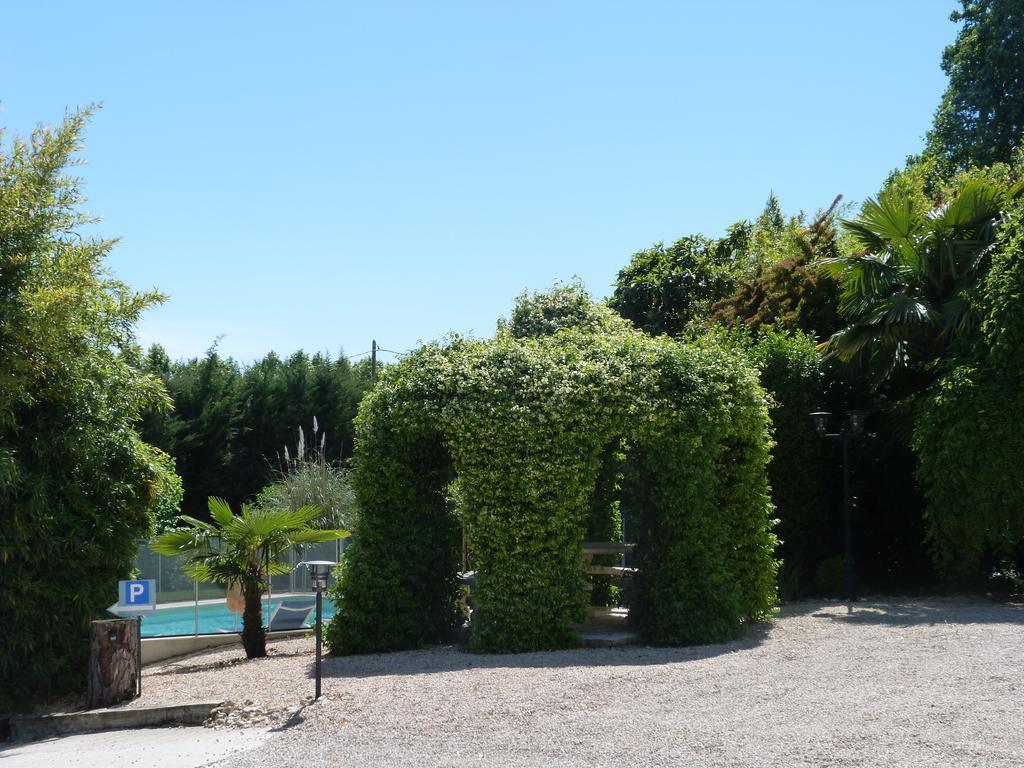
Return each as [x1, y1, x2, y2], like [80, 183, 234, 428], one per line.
[140, 596, 336, 637]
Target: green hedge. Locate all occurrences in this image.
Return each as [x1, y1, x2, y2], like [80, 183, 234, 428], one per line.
[325, 344, 460, 654]
[327, 287, 777, 654]
[630, 338, 778, 642]
[743, 330, 829, 598]
[915, 197, 1024, 577]
[0, 111, 179, 710]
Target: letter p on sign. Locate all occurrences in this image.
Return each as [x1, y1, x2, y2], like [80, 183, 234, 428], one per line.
[118, 579, 154, 608]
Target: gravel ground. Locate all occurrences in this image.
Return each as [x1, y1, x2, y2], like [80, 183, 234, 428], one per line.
[137, 598, 1023, 767]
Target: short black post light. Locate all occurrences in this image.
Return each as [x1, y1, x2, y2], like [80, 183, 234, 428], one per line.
[809, 410, 867, 603]
[303, 560, 335, 700]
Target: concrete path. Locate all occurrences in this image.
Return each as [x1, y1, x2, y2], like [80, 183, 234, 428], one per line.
[0, 726, 270, 768]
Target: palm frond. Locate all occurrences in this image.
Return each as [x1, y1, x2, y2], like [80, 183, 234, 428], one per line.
[150, 528, 208, 557]
[872, 292, 938, 328]
[855, 188, 918, 243]
[177, 515, 218, 534]
[288, 528, 349, 545]
[932, 180, 1002, 233]
[938, 294, 980, 340]
[838, 218, 891, 254]
[207, 497, 236, 527]
[266, 561, 293, 576]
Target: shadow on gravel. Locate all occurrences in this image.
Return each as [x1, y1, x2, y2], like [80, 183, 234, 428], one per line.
[811, 599, 1024, 627]
[314, 621, 775, 680]
[151, 649, 312, 677]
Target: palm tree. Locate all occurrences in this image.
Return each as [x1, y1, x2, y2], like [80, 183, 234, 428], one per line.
[821, 178, 1023, 386]
[151, 497, 348, 658]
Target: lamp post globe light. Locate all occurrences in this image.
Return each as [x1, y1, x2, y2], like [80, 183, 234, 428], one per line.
[808, 410, 867, 603]
[303, 560, 336, 700]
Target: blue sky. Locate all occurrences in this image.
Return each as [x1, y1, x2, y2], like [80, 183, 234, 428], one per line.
[2, 2, 957, 364]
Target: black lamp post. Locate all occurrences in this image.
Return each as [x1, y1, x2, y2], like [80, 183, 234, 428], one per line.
[809, 410, 867, 603]
[303, 560, 335, 700]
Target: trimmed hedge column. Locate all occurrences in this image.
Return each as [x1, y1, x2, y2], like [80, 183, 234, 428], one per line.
[325, 346, 460, 654]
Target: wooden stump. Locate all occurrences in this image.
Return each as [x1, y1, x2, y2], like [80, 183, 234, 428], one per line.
[88, 618, 140, 708]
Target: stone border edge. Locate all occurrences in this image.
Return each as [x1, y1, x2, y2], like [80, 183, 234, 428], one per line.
[5, 701, 225, 743]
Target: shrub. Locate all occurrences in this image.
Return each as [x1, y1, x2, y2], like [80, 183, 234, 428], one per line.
[327, 290, 778, 654]
[915, 197, 1024, 577]
[0, 110, 179, 709]
[255, 420, 358, 531]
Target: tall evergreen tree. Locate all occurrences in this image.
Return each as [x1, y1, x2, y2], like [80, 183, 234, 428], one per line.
[923, 0, 1024, 172]
[142, 346, 373, 519]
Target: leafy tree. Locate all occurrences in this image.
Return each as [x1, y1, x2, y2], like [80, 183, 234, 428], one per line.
[821, 173, 1023, 387]
[922, 0, 1024, 173]
[0, 109, 179, 708]
[609, 233, 740, 336]
[610, 196, 814, 337]
[151, 497, 347, 657]
[713, 197, 846, 342]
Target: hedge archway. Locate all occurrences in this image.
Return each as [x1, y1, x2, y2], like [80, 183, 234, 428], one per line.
[327, 288, 778, 654]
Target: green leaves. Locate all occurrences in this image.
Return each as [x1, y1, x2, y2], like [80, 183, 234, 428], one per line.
[914, 196, 1024, 577]
[0, 108, 180, 710]
[208, 496, 235, 526]
[923, 0, 1024, 172]
[328, 287, 778, 654]
[152, 497, 349, 586]
[824, 173, 1015, 383]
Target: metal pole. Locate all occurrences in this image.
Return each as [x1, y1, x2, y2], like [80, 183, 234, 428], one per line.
[371, 340, 377, 381]
[315, 588, 323, 700]
[137, 615, 143, 697]
[194, 580, 199, 637]
[841, 430, 855, 603]
[265, 547, 272, 631]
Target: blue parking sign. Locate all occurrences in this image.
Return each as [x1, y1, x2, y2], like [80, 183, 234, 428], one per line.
[119, 579, 155, 608]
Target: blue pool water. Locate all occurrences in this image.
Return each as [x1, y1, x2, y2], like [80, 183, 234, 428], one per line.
[141, 597, 336, 637]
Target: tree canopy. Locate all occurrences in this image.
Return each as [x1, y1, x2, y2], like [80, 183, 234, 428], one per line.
[140, 346, 372, 521]
[923, 0, 1024, 172]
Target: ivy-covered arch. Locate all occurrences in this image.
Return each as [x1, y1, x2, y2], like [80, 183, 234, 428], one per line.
[327, 287, 778, 654]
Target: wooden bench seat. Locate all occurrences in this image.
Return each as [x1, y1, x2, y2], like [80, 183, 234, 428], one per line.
[581, 541, 636, 557]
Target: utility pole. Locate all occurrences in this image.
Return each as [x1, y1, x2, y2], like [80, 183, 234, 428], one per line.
[371, 339, 377, 381]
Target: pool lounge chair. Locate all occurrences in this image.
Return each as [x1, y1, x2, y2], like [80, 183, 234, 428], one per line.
[268, 596, 317, 631]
